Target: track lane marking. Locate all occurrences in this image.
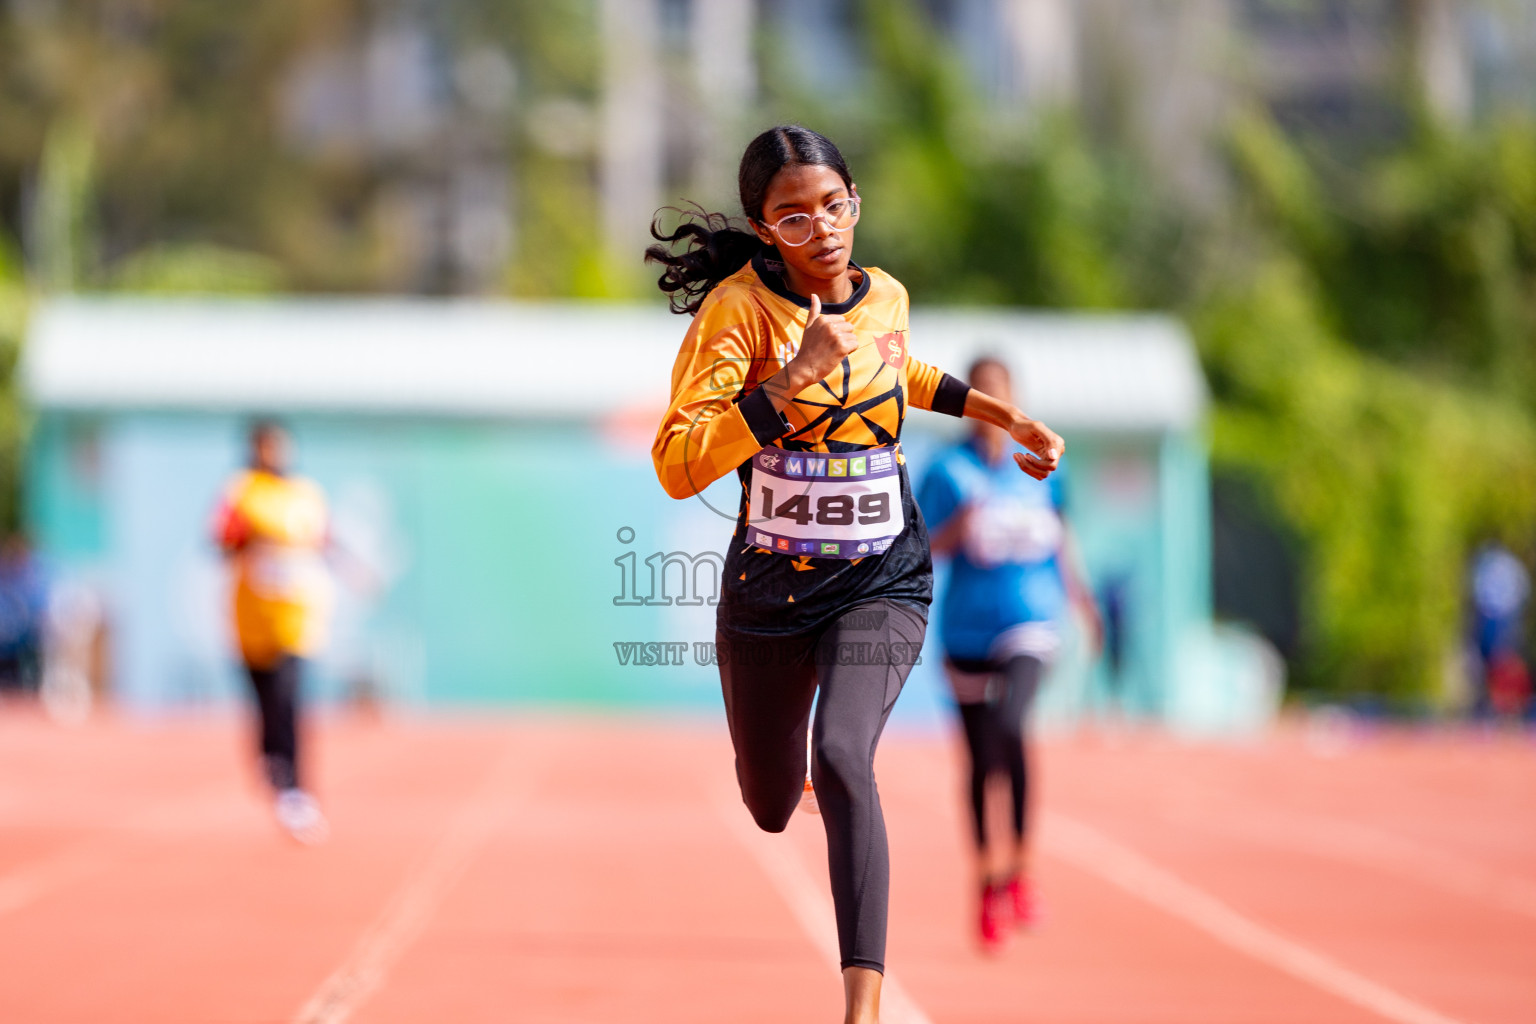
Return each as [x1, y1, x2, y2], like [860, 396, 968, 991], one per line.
[292, 737, 537, 1024]
[0, 785, 252, 920]
[1167, 804, 1536, 922]
[714, 791, 934, 1024]
[0, 719, 437, 923]
[0, 846, 115, 917]
[1044, 811, 1471, 1024]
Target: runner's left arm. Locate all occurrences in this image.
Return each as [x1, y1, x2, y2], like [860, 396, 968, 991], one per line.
[905, 357, 973, 419]
[906, 354, 1063, 479]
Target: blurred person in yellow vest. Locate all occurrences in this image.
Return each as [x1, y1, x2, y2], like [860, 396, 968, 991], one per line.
[211, 421, 334, 845]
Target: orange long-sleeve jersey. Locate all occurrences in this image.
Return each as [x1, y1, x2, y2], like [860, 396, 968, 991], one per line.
[652, 251, 971, 635]
[212, 469, 334, 668]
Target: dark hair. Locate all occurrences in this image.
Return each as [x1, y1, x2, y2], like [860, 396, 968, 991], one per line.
[967, 355, 1012, 385]
[248, 418, 286, 448]
[645, 125, 855, 315]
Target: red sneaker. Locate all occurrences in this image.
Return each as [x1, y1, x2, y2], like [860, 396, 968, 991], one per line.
[1006, 875, 1035, 929]
[979, 882, 1008, 951]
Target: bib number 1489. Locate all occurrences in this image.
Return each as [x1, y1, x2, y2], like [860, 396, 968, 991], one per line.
[760, 487, 891, 527]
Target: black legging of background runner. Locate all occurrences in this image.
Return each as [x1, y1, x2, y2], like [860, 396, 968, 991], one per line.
[956, 654, 1044, 850]
[717, 598, 928, 974]
[246, 656, 302, 791]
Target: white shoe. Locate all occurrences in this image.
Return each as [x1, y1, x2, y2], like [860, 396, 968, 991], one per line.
[275, 788, 330, 845]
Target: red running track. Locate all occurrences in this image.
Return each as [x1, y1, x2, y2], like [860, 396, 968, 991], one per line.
[0, 707, 1532, 1023]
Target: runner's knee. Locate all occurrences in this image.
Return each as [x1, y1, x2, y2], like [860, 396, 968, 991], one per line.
[742, 788, 797, 833]
[737, 767, 800, 833]
[812, 733, 871, 796]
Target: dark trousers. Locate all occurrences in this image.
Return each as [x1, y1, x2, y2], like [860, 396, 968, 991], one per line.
[956, 654, 1044, 851]
[246, 655, 303, 791]
[717, 598, 928, 974]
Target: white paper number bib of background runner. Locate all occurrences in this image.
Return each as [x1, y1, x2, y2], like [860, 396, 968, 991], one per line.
[746, 444, 905, 559]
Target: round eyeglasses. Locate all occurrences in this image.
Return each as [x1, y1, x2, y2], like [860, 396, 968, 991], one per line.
[761, 197, 860, 247]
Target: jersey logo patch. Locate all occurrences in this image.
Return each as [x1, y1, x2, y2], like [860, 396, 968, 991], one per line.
[874, 331, 907, 369]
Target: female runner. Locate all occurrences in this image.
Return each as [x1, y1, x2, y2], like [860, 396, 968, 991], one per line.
[918, 356, 1101, 948]
[647, 125, 1063, 1023]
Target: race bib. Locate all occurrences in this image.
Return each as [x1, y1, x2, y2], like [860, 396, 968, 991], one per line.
[247, 543, 329, 600]
[746, 445, 905, 559]
[962, 497, 1063, 568]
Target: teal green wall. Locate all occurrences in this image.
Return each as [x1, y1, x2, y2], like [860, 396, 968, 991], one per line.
[27, 410, 1212, 728]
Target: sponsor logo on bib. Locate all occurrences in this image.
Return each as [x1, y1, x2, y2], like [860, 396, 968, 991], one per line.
[821, 542, 841, 555]
[806, 459, 826, 476]
[829, 459, 847, 477]
[857, 542, 870, 554]
[758, 452, 781, 471]
[786, 457, 804, 476]
[776, 537, 790, 551]
[850, 457, 867, 476]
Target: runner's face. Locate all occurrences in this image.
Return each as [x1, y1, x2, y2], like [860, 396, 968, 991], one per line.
[255, 430, 290, 474]
[752, 163, 856, 286]
[971, 364, 1013, 404]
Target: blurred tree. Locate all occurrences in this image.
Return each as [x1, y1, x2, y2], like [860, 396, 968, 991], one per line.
[1229, 106, 1536, 409]
[0, 233, 27, 534]
[484, 0, 614, 297]
[0, 0, 359, 288]
[1210, 102, 1536, 702]
[815, 0, 1192, 309]
[109, 243, 286, 294]
[29, 118, 96, 292]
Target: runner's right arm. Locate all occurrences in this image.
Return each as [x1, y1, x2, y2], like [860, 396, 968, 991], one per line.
[653, 289, 792, 500]
[916, 459, 969, 557]
[211, 476, 251, 555]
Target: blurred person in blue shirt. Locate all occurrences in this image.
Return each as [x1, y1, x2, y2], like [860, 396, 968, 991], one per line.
[1470, 542, 1530, 721]
[917, 356, 1100, 949]
[0, 534, 47, 693]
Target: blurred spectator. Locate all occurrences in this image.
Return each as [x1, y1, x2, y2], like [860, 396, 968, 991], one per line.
[0, 534, 47, 694]
[1097, 571, 1131, 718]
[1469, 542, 1530, 722]
[41, 577, 106, 724]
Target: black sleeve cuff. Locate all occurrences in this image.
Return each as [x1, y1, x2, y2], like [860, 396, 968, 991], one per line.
[738, 387, 792, 445]
[931, 373, 972, 418]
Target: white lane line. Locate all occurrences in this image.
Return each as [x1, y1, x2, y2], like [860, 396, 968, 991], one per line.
[0, 846, 114, 917]
[1044, 811, 1471, 1024]
[292, 741, 533, 1024]
[0, 786, 249, 919]
[715, 793, 934, 1024]
[1184, 807, 1536, 922]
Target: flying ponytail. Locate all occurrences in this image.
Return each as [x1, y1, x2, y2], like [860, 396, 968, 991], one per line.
[645, 125, 854, 315]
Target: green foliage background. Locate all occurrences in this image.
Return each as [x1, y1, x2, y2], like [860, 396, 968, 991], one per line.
[773, 3, 1536, 705]
[1, 0, 1534, 704]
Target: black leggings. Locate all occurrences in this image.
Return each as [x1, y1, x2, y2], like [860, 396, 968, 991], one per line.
[717, 598, 927, 974]
[246, 655, 303, 791]
[956, 654, 1043, 851]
